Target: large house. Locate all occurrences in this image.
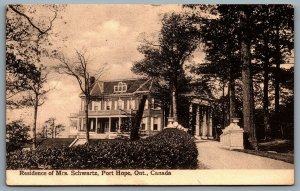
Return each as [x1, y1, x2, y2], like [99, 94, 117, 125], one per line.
[69, 78, 164, 139]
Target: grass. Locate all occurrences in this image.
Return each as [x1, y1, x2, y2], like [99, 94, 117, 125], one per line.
[237, 149, 294, 164]
[236, 139, 294, 164]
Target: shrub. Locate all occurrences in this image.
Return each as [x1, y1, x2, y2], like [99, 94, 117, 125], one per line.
[6, 128, 198, 169]
[6, 120, 30, 152]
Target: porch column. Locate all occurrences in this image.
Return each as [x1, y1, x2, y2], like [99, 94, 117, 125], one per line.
[189, 103, 194, 134]
[108, 117, 111, 133]
[195, 105, 200, 137]
[76, 118, 80, 131]
[202, 107, 207, 139]
[95, 117, 98, 132]
[208, 108, 213, 139]
[81, 118, 83, 131]
[118, 117, 121, 133]
[90, 118, 93, 132]
[150, 117, 154, 131]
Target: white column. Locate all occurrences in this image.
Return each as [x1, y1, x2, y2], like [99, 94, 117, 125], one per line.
[202, 108, 207, 139]
[76, 118, 79, 132]
[118, 117, 121, 133]
[95, 117, 98, 133]
[150, 117, 154, 131]
[145, 117, 148, 131]
[189, 103, 193, 132]
[195, 106, 200, 137]
[108, 117, 111, 133]
[90, 119, 93, 132]
[158, 117, 161, 131]
[208, 109, 213, 139]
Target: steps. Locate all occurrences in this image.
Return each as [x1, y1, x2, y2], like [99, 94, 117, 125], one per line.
[69, 138, 87, 147]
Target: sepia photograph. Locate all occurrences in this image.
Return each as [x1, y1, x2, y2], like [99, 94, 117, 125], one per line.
[5, 4, 294, 185]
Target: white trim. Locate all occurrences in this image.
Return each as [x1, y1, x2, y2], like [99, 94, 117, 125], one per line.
[150, 117, 153, 131]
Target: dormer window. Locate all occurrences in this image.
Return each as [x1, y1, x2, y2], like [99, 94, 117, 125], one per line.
[114, 82, 127, 93]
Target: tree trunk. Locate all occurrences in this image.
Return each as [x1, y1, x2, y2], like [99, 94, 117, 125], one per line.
[172, 88, 178, 122]
[32, 95, 38, 150]
[222, 83, 226, 129]
[130, 95, 147, 141]
[240, 9, 258, 150]
[228, 72, 236, 123]
[85, 99, 90, 144]
[274, 26, 281, 138]
[263, 38, 271, 140]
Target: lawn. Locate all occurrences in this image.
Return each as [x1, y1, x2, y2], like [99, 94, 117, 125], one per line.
[236, 139, 294, 164]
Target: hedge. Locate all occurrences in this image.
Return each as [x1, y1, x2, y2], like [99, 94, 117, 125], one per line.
[6, 128, 198, 169]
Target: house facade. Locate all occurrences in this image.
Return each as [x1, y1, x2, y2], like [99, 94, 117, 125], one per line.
[69, 78, 164, 139]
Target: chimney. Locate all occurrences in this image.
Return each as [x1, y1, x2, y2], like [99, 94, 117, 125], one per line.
[90, 76, 95, 85]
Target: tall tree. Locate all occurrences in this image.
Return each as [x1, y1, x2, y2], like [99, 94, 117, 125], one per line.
[251, 5, 294, 139]
[130, 95, 147, 141]
[54, 50, 105, 144]
[195, 10, 241, 123]
[132, 12, 200, 122]
[25, 65, 50, 149]
[6, 5, 63, 108]
[269, 5, 293, 138]
[240, 7, 258, 150]
[42, 117, 65, 138]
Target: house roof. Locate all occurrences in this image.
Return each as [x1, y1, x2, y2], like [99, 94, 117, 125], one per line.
[87, 78, 151, 97]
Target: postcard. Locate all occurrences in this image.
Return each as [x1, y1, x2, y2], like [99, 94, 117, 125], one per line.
[6, 4, 294, 185]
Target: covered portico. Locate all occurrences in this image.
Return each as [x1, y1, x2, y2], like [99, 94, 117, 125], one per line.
[77, 115, 132, 139]
[186, 94, 214, 139]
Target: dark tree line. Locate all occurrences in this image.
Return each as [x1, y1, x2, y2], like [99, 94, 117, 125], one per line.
[133, 5, 294, 149]
[187, 5, 294, 148]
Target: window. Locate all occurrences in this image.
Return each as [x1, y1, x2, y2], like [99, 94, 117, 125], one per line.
[118, 99, 124, 109]
[144, 99, 149, 110]
[141, 118, 147, 131]
[153, 117, 159, 131]
[114, 101, 118, 110]
[106, 100, 111, 110]
[113, 82, 127, 93]
[130, 100, 135, 110]
[141, 123, 146, 131]
[89, 118, 96, 132]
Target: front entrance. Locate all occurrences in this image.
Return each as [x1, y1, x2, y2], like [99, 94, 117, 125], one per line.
[97, 118, 109, 133]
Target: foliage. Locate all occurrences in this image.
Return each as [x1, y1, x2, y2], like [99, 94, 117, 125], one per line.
[187, 5, 294, 142]
[7, 129, 198, 169]
[132, 12, 200, 121]
[6, 120, 30, 152]
[39, 117, 65, 138]
[6, 5, 63, 108]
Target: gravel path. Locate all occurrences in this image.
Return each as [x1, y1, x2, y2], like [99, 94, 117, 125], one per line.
[196, 140, 294, 169]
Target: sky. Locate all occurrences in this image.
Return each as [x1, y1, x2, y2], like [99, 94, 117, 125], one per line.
[7, 4, 203, 134]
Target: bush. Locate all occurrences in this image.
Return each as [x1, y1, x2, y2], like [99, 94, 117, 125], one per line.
[6, 128, 198, 169]
[6, 120, 30, 152]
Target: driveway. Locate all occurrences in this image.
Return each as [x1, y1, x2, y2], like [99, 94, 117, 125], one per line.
[196, 140, 294, 169]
